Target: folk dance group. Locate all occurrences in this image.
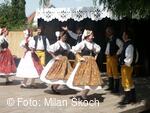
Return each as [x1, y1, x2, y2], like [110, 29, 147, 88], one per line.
[0, 26, 138, 105]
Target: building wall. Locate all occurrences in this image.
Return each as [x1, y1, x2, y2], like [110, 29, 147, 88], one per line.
[8, 31, 36, 58]
[8, 31, 24, 58]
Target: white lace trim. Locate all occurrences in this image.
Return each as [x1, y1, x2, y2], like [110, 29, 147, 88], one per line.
[33, 7, 112, 23]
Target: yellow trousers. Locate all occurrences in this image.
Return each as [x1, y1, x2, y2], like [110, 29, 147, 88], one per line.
[106, 55, 119, 79]
[35, 51, 45, 66]
[121, 65, 134, 91]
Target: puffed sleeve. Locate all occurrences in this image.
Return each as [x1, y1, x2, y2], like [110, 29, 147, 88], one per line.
[47, 42, 60, 53]
[28, 37, 35, 49]
[66, 43, 71, 51]
[72, 41, 85, 54]
[0, 36, 4, 51]
[19, 40, 26, 48]
[94, 43, 101, 53]
[0, 36, 4, 45]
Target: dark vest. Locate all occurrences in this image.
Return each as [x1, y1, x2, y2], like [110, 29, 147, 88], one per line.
[81, 44, 96, 56]
[1, 39, 8, 49]
[120, 40, 136, 66]
[109, 37, 119, 56]
[34, 35, 47, 51]
[54, 43, 69, 56]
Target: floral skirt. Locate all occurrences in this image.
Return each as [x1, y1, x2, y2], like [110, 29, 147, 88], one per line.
[0, 49, 16, 76]
[40, 56, 73, 84]
[67, 56, 103, 90]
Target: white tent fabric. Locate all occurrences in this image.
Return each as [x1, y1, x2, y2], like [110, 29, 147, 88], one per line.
[33, 7, 112, 26]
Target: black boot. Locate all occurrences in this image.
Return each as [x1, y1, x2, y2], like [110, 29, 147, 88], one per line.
[119, 90, 132, 105]
[106, 77, 114, 91]
[112, 79, 120, 93]
[131, 88, 137, 103]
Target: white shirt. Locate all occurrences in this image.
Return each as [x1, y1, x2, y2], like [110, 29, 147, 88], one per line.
[124, 44, 134, 67]
[30, 36, 50, 51]
[105, 37, 123, 55]
[72, 40, 101, 54]
[48, 40, 71, 53]
[68, 30, 82, 40]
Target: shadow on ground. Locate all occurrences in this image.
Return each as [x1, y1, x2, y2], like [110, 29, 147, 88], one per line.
[0, 79, 21, 85]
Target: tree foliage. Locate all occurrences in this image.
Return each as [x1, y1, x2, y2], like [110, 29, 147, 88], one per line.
[93, 0, 150, 18]
[0, 0, 11, 27]
[0, 0, 26, 30]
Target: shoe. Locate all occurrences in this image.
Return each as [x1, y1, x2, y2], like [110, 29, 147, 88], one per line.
[20, 84, 27, 88]
[51, 85, 60, 94]
[130, 88, 137, 103]
[119, 91, 131, 105]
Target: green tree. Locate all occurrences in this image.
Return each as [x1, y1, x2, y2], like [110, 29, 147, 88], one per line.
[11, 0, 26, 25]
[0, 0, 26, 30]
[18, 0, 26, 24]
[0, 0, 12, 27]
[93, 0, 150, 18]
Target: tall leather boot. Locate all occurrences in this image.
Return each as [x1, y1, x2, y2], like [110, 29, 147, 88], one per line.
[106, 77, 114, 91]
[119, 90, 132, 105]
[131, 88, 137, 103]
[112, 78, 120, 93]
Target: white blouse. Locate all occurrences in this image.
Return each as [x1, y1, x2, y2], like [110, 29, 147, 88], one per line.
[48, 40, 71, 53]
[72, 40, 101, 54]
[20, 36, 35, 49]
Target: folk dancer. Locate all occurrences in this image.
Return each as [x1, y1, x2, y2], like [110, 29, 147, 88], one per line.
[67, 29, 103, 99]
[0, 27, 16, 84]
[16, 29, 43, 88]
[40, 30, 73, 94]
[119, 29, 138, 105]
[32, 26, 50, 66]
[105, 26, 123, 93]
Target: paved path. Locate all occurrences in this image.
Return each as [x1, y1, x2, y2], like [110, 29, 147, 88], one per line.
[0, 76, 150, 113]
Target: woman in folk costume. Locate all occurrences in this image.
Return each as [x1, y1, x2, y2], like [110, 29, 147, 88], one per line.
[66, 29, 103, 99]
[40, 30, 73, 94]
[16, 29, 43, 88]
[0, 27, 16, 84]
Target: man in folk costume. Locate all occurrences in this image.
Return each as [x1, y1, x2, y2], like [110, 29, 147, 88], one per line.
[0, 27, 16, 84]
[119, 29, 137, 105]
[67, 29, 103, 99]
[32, 26, 50, 66]
[105, 26, 123, 93]
[40, 30, 73, 94]
[16, 29, 43, 88]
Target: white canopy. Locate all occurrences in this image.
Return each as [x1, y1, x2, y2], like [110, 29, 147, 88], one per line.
[33, 7, 112, 26]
